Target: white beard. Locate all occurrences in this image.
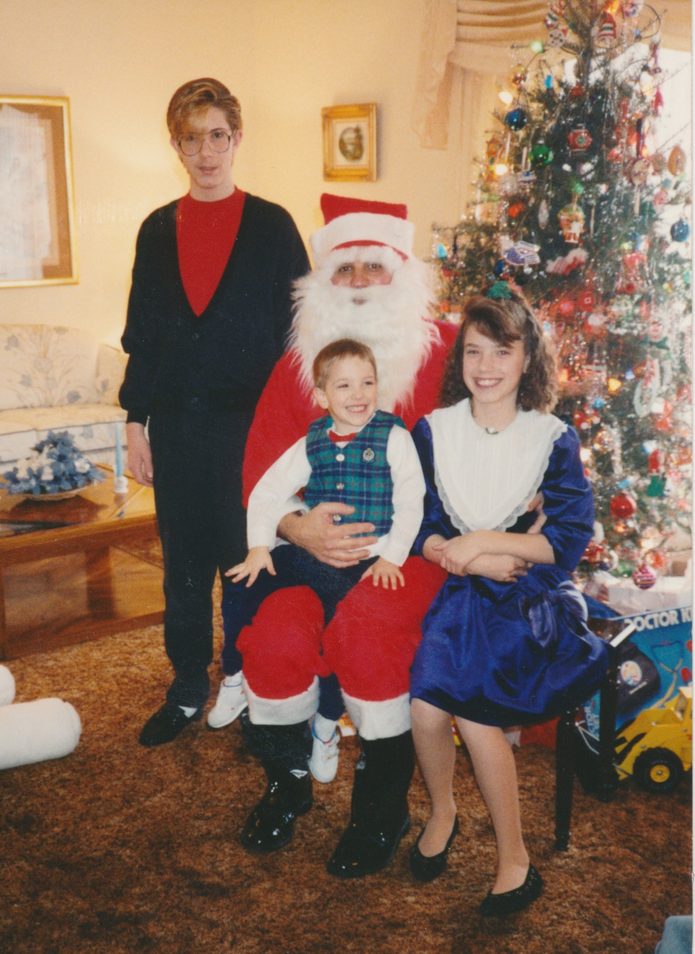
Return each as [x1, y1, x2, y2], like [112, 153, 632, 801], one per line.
[289, 256, 440, 412]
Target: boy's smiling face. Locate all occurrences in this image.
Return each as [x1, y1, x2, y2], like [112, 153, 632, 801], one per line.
[314, 354, 377, 435]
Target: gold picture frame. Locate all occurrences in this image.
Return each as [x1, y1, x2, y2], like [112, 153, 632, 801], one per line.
[0, 95, 78, 288]
[322, 103, 377, 182]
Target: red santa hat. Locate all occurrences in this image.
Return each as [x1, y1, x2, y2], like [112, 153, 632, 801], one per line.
[310, 193, 415, 267]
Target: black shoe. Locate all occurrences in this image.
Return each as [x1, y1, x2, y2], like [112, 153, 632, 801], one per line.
[139, 702, 202, 747]
[240, 771, 313, 853]
[326, 811, 410, 879]
[479, 864, 543, 917]
[409, 817, 459, 883]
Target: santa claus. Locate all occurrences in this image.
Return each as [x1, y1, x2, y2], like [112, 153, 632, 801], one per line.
[218, 194, 455, 877]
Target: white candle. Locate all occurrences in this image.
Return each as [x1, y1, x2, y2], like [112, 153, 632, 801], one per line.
[114, 422, 123, 478]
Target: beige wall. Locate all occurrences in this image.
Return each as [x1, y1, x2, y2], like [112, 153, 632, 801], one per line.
[1, 0, 462, 345]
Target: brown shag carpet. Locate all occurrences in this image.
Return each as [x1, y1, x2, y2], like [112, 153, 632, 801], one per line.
[1, 600, 691, 954]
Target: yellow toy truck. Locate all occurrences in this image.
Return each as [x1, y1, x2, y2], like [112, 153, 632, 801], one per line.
[614, 685, 692, 793]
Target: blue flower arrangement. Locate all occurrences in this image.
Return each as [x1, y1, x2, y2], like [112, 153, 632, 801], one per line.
[1, 431, 104, 497]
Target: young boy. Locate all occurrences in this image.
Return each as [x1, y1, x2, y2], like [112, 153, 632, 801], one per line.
[226, 338, 425, 782]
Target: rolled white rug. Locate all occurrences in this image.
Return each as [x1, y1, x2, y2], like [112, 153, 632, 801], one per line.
[0, 665, 15, 706]
[0, 698, 81, 770]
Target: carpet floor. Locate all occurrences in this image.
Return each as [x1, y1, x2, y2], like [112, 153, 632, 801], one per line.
[1, 600, 691, 954]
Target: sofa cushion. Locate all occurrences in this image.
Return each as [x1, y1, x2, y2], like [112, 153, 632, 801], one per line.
[0, 405, 127, 466]
[0, 325, 100, 411]
[0, 417, 37, 467]
[96, 344, 127, 405]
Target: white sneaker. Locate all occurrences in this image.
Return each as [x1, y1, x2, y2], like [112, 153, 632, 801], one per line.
[207, 678, 248, 729]
[308, 727, 340, 783]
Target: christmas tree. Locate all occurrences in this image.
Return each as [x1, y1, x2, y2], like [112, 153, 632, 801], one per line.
[431, 0, 692, 588]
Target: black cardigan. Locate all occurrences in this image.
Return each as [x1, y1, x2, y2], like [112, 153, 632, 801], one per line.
[119, 193, 309, 424]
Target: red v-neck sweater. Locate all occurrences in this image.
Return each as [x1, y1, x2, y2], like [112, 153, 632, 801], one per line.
[177, 189, 246, 316]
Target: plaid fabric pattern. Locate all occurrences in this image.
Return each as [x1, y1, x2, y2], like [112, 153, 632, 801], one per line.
[304, 410, 405, 536]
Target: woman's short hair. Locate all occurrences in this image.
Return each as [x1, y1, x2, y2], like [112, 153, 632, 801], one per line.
[312, 339, 377, 390]
[440, 292, 558, 413]
[166, 78, 242, 138]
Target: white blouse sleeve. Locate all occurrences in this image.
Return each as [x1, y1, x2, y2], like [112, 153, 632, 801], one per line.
[246, 437, 311, 549]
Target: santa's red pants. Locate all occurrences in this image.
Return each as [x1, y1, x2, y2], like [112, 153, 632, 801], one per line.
[238, 557, 446, 739]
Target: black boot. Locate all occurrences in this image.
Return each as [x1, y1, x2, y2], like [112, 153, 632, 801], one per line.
[327, 731, 414, 878]
[240, 720, 313, 853]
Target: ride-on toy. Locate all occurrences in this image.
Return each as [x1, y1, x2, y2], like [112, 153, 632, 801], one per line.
[613, 686, 692, 793]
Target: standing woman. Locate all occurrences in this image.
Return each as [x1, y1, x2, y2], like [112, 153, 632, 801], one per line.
[408, 287, 608, 915]
[120, 78, 309, 746]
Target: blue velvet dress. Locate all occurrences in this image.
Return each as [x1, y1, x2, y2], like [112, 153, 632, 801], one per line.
[410, 401, 609, 727]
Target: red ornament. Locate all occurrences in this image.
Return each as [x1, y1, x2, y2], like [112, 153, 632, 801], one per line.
[632, 563, 657, 590]
[507, 202, 526, 219]
[583, 542, 606, 565]
[576, 287, 596, 312]
[647, 449, 663, 473]
[644, 548, 668, 572]
[610, 492, 637, 519]
[559, 297, 577, 318]
[573, 409, 592, 431]
[568, 126, 593, 155]
[570, 83, 586, 99]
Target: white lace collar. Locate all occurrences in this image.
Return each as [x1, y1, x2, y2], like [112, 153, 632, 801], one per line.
[427, 399, 566, 532]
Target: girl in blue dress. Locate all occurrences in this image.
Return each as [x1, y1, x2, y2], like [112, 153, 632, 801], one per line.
[408, 288, 608, 916]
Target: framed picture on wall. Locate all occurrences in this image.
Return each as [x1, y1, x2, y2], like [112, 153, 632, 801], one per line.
[0, 95, 78, 288]
[322, 103, 377, 181]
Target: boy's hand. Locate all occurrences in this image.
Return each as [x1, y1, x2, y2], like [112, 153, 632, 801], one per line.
[225, 547, 275, 587]
[360, 557, 405, 590]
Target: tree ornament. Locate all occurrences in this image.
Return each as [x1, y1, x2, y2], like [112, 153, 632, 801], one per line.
[504, 107, 528, 131]
[583, 542, 607, 566]
[547, 25, 568, 47]
[622, 1, 644, 17]
[573, 408, 592, 431]
[644, 548, 668, 572]
[627, 157, 650, 186]
[610, 491, 637, 519]
[507, 201, 526, 220]
[646, 475, 667, 498]
[569, 83, 586, 99]
[647, 448, 663, 473]
[632, 563, 657, 589]
[650, 152, 666, 173]
[567, 125, 593, 156]
[594, 11, 618, 48]
[537, 198, 550, 229]
[529, 142, 554, 168]
[667, 145, 686, 176]
[558, 201, 585, 244]
[510, 65, 527, 88]
[670, 219, 690, 243]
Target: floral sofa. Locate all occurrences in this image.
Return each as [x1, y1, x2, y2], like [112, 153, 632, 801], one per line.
[0, 324, 127, 467]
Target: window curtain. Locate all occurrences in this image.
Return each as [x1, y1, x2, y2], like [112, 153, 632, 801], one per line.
[412, 0, 692, 150]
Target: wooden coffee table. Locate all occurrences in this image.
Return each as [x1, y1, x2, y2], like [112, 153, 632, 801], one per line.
[0, 468, 164, 659]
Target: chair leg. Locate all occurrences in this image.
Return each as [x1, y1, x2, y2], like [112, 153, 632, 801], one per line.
[595, 661, 621, 802]
[554, 710, 576, 851]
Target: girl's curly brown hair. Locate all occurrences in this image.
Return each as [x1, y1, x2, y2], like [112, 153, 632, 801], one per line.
[440, 292, 558, 413]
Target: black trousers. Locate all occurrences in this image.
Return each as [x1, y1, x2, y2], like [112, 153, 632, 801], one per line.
[148, 406, 252, 709]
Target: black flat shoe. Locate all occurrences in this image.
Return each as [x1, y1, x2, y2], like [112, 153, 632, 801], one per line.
[139, 703, 202, 747]
[479, 864, 543, 917]
[409, 817, 460, 882]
